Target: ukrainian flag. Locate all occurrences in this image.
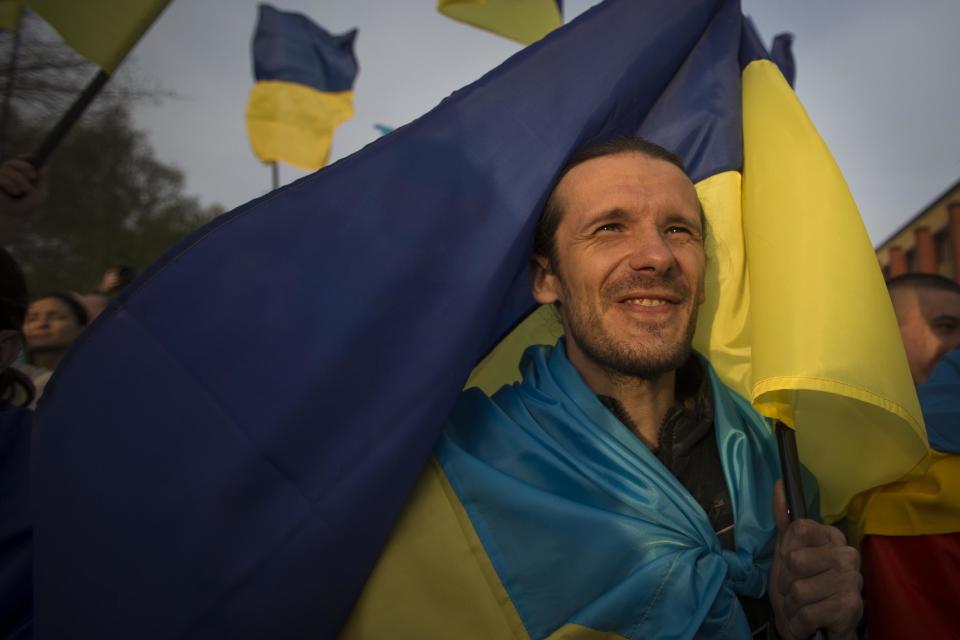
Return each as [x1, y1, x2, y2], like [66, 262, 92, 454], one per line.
[438, 0, 562, 45]
[245, 4, 358, 171]
[33, 0, 926, 637]
[15, 0, 170, 72]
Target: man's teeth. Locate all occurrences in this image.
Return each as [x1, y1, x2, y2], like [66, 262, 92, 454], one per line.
[624, 298, 667, 306]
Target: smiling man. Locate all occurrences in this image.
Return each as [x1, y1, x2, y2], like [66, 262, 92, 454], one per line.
[530, 140, 706, 451]
[343, 137, 863, 639]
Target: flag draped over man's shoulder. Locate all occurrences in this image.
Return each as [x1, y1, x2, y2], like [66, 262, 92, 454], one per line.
[33, 0, 925, 638]
[438, 0, 562, 45]
[15, 0, 170, 72]
[245, 3, 358, 171]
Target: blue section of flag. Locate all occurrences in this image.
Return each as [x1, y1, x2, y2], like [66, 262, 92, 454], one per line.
[252, 3, 357, 92]
[918, 347, 960, 453]
[33, 1, 767, 637]
[635, 0, 742, 182]
[770, 33, 796, 87]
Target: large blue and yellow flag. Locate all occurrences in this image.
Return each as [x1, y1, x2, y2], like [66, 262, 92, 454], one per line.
[438, 0, 562, 45]
[33, 0, 926, 637]
[245, 4, 358, 171]
[12, 0, 170, 72]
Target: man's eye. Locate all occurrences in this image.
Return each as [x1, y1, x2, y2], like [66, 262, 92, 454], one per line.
[933, 320, 959, 333]
[665, 225, 692, 235]
[595, 223, 623, 233]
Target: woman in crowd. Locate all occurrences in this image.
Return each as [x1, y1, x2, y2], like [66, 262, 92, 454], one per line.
[20, 292, 89, 400]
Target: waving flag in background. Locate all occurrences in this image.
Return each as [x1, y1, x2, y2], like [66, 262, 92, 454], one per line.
[9, 0, 169, 72]
[245, 4, 358, 171]
[438, 0, 562, 45]
[33, 0, 926, 637]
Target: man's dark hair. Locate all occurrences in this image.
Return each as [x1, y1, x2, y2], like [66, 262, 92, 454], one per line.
[532, 136, 704, 263]
[886, 272, 960, 296]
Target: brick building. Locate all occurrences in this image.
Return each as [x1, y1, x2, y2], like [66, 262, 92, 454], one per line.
[876, 178, 960, 282]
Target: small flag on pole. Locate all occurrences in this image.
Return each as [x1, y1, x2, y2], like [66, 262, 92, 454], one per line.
[438, 0, 562, 45]
[245, 4, 359, 172]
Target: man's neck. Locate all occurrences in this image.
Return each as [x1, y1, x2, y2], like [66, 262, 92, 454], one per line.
[566, 346, 676, 448]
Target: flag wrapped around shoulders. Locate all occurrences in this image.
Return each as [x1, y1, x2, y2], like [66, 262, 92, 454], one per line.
[18, 0, 170, 72]
[32, 0, 925, 638]
[344, 342, 801, 638]
[438, 0, 563, 45]
[245, 3, 358, 171]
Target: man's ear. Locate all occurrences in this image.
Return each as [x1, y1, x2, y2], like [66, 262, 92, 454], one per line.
[530, 254, 561, 305]
[0, 330, 23, 372]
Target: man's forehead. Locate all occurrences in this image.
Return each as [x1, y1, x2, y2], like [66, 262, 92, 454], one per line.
[918, 287, 960, 313]
[553, 152, 699, 215]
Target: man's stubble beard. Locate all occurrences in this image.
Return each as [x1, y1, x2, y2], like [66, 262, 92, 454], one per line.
[558, 274, 701, 381]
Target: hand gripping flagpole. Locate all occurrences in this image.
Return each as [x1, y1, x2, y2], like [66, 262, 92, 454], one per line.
[775, 420, 826, 640]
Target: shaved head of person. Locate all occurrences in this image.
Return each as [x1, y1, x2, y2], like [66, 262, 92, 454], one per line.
[888, 273, 960, 384]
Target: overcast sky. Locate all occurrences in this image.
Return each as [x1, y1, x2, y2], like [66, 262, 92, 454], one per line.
[117, 0, 960, 245]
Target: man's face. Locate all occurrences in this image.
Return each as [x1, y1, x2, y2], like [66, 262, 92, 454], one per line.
[532, 152, 706, 379]
[23, 297, 85, 353]
[893, 286, 960, 384]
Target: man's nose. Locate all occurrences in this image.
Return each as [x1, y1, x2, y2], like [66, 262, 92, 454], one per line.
[626, 228, 675, 273]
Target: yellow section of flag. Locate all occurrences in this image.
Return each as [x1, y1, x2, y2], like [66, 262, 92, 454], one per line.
[438, 0, 562, 46]
[847, 451, 960, 543]
[735, 59, 928, 519]
[23, 0, 170, 72]
[0, 0, 21, 31]
[245, 81, 355, 172]
[466, 305, 562, 394]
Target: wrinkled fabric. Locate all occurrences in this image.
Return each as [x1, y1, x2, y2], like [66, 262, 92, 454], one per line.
[438, 341, 780, 638]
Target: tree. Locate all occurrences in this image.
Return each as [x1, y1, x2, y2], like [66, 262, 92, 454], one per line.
[1, 11, 219, 294]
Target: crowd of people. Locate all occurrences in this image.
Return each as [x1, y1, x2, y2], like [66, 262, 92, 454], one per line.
[0, 156, 138, 636]
[0, 157, 135, 408]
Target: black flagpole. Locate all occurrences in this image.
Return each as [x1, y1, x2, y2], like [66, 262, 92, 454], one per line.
[30, 69, 111, 168]
[775, 420, 825, 640]
[0, 24, 22, 159]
